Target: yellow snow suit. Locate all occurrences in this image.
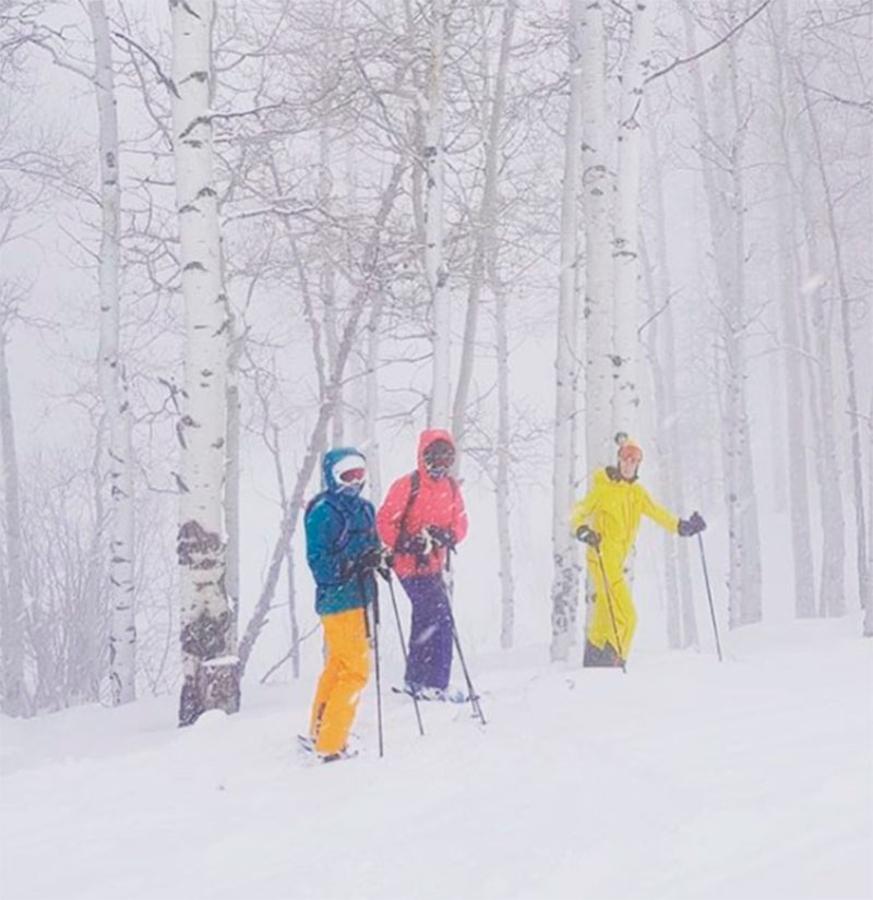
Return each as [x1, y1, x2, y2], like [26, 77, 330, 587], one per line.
[570, 467, 679, 660]
[309, 607, 370, 755]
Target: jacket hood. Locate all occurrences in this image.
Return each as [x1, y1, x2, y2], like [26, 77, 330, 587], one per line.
[417, 429, 456, 479]
[322, 447, 366, 493]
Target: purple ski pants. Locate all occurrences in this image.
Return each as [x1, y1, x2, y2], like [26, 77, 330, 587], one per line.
[401, 574, 453, 691]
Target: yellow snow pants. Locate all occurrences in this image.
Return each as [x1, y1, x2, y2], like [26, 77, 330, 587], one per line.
[309, 607, 370, 755]
[587, 551, 636, 661]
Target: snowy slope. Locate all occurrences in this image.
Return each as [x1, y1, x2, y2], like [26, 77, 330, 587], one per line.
[2, 617, 871, 900]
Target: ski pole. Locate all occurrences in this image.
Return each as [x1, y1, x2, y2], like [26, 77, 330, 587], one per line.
[445, 551, 487, 725]
[697, 533, 723, 662]
[594, 546, 627, 674]
[359, 569, 385, 757]
[372, 591, 385, 757]
[385, 570, 425, 737]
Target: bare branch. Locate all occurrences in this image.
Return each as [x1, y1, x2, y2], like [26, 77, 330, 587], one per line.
[646, 0, 772, 84]
[112, 30, 180, 98]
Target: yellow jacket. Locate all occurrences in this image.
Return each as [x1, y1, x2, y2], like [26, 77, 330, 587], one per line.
[570, 467, 678, 567]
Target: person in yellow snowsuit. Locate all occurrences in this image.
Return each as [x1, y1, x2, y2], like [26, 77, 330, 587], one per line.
[570, 435, 706, 667]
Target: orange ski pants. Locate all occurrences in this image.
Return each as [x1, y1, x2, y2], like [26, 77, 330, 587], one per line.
[309, 607, 370, 755]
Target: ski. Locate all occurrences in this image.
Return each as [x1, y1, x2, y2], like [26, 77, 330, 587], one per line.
[297, 733, 360, 764]
[391, 685, 476, 704]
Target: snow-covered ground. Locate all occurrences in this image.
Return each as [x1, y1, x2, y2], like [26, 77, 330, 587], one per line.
[2, 617, 871, 900]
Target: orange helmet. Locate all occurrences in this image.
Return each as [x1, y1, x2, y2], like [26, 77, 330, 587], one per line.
[616, 433, 643, 465]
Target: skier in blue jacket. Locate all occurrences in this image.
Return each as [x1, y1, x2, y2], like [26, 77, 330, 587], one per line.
[303, 447, 384, 762]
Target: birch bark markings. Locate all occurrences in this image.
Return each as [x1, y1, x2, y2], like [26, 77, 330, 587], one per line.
[89, 0, 136, 705]
[580, 0, 613, 467]
[611, 0, 656, 436]
[170, 0, 238, 726]
[726, 35, 762, 625]
[549, 0, 582, 663]
[426, 0, 451, 428]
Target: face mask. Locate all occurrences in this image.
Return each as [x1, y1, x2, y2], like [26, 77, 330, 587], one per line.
[424, 442, 455, 479]
[426, 461, 453, 480]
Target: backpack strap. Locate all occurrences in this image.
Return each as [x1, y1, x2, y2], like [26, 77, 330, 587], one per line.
[397, 471, 459, 544]
[305, 492, 351, 553]
[448, 475, 459, 515]
[397, 470, 420, 546]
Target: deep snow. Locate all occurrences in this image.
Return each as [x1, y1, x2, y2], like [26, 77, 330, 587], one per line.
[1, 617, 871, 900]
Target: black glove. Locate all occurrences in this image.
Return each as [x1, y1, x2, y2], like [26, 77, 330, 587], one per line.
[678, 511, 706, 537]
[426, 526, 455, 549]
[357, 546, 384, 572]
[344, 546, 385, 581]
[377, 552, 393, 581]
[395, 533, 429, 556]
[575, 526, 601, 548]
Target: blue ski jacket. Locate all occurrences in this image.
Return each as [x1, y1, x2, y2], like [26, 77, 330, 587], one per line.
[304, 448, 380, 617]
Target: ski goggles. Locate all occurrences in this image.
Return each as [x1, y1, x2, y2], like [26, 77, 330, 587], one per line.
[332, 456, 367, 487]
[423, 441, 455, 470]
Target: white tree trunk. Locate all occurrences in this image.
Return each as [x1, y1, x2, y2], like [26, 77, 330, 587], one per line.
[580, 0, 613, 468]
[491, 197, 515, 648]
[319, 125, 343, 445]
[767, 345, 788, 514]
[639, 237, 679, 646]
[866, 391, 873, 636]
[798, 200, 847, 618]
[285, 545, 300, 678]
[683, 7, 761, 627]
[495, 282, 515, 649]
[776, 197, 815, 617]
[225, 315, 241, 652]
[801, 71, 870, 619]
[452, 0, 516, 453]
[611, 0, 656, 435]
[171, 0, 238, 726]
[89, 0, 136, 705]
[786, 77, 847, 620]
[647, 115, 696, 648]
[0, 326, 27, 716]
[769, 11, 815, 618]
[364, 299, 383, 501]
[640, 238, 697, 650]
[426, 0, 450, 428]
[727, 37, 762, 625]
[550, 0, 582, 662]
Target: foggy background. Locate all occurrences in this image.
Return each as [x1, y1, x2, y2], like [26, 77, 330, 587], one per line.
[1, 0, 870, 709]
